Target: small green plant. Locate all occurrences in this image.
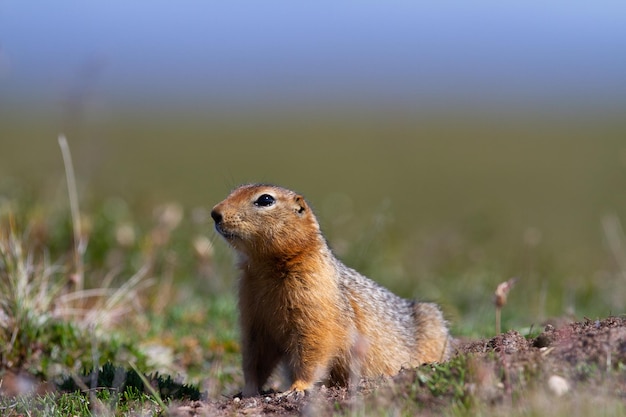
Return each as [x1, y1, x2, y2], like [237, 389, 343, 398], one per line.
[58, 362, 200, 402]
[416, 355, 469, 404]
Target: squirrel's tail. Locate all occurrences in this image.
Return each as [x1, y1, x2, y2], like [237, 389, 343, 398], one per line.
[413, 302, 452, 363]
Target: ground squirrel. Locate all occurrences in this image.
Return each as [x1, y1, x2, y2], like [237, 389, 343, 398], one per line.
[211, 184, 451, 397]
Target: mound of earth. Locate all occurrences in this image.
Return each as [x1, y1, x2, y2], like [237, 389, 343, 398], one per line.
[174, 316, 626, 416]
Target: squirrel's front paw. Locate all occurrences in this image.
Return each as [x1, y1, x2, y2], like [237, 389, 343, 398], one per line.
[278, 381, 312, 400]
[277, 389, 308, 400]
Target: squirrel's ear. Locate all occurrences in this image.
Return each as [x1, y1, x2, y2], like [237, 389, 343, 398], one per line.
[293, 195, 307, 215]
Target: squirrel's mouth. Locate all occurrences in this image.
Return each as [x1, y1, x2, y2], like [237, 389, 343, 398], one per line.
[215, 224, 238, 240]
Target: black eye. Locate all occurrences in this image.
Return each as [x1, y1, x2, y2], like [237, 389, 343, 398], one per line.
[254, 194, 275, 207]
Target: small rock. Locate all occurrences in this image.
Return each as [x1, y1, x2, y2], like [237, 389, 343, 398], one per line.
[548, 375, 569, 396]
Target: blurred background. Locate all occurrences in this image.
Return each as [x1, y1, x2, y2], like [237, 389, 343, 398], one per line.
[1, 1, 626, 332]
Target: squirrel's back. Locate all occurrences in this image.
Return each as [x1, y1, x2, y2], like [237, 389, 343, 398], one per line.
[333, 259, 450, 377]
[211, 184, 450, 396]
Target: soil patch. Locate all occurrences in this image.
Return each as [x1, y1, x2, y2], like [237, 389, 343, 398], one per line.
[174, 316, 626, 416]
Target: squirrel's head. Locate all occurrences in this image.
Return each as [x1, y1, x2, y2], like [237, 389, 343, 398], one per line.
[211, 184, 322, 259]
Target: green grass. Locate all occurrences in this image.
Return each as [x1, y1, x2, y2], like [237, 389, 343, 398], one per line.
[0, 389, 163, 417]
[0, 364, 198, 416]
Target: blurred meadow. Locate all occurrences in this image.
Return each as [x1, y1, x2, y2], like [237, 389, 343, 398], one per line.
[1, 2, 626, 415]
[3, 107, 625, 330]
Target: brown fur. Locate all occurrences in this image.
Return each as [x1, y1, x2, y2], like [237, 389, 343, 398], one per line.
[211, 184, 451, 397]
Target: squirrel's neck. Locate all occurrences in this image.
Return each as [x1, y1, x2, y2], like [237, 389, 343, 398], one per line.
[238, 236, 335, 282]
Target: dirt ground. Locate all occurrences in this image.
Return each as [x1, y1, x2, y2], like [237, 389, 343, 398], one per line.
[174, 316, 626, 416]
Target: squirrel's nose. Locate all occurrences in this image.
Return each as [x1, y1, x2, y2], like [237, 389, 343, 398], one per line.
[211, 209, 222, 224]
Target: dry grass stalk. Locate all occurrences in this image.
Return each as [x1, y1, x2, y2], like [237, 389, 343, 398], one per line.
[0, 225, 151, 333]
[602, 213, 626, 282]
[58, 134, 86, 293]
[493, 277, 518, 335]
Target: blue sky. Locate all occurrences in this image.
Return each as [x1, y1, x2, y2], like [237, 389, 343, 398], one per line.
[1, 1, 626, 108]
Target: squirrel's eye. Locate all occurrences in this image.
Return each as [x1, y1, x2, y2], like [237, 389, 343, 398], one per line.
[254, 194, 275, 207]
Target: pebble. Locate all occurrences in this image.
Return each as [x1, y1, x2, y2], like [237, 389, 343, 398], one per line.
[548, 375, 570, 396]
